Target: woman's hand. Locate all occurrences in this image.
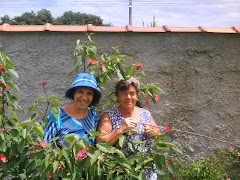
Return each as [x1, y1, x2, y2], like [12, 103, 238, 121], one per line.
[143, 124, 157, 138]
[120, 117, 138, 133]
[143, 117, 161, 138]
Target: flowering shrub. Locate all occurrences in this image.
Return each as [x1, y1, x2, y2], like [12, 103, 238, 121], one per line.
[1, 34, 239, 179]
[175, 148, 240, 180]
[0, 35, 183, 179]
[72, 34, 162, 109]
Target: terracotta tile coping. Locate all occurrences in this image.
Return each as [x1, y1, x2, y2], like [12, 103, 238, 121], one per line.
[0, 23, 239, 34]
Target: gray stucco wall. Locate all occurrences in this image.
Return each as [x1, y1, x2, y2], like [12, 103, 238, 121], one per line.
[0, 32, 239, 160]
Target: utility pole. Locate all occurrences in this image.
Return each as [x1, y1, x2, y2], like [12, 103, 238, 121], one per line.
[129, 0, 132, 26]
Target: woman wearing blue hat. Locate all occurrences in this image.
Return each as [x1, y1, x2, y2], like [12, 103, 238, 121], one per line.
[44, 73, 101, 148]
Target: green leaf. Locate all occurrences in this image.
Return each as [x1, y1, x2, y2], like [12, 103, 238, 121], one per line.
[17, 140, 25, 153]
[0, 141, 7, 152]
[30, 112, 39, 121]
[89, 150, 102, 165]
[154, 154, 165, 170]
[128, 142, 134, 152]
[45, 153, 51, 168]
[168, 164, 175, 174]
[103, 100, 111, 110]
[96, 141, 110, 152]
[32, 122, 44, 136]
[21, 127, 27, 139]
[49, 96, 60, 106]
[52, 106, 59, 120]
[172, 145, 183, 155]
[10, 129, 19, 137]
[6, 81, 15, 89]
[89, 130, 100, 137]
[138, 171, 145, 180]
[113, 149, 126, 159]
[8, 106, 18, 120]
[53, 160, 59, 172]
[28, 100, 40, 113]
[64, 133, 77, 144]
[118, 135, 126, 148]
[8, 69, 19, 78]
[63, 150, 73, 171]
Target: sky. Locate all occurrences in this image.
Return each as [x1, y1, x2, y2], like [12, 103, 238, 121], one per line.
[0, 0, 239, 28]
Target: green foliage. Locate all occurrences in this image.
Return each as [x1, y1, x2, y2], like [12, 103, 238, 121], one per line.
[175, 149, 240, 180]
[0, 36, 179, 179]
[151, 16, 157, 27]
[0, 9, 107, 26]
[0, 15, 14, 24]
[53, 11, 103, 26]
[72, 33, 162, 109]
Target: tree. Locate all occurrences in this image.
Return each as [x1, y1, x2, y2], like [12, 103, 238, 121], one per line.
[0, 9, 110, 26]
[53, 11, 103, 26]
[12, 11, 37, 25]
[36, 9, 54, 25]
[0, 15, 13, 24]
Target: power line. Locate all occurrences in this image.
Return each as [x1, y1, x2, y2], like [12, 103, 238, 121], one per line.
[0, 1, 239, 8]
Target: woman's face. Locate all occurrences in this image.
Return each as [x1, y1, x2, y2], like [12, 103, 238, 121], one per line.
[73, 87, 94, 108]
[117, 85, 138, 108]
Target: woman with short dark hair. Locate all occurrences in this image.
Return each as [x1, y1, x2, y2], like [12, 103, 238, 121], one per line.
[96, 76, 160, 179]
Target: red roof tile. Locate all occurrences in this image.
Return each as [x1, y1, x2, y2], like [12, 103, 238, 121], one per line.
[0, 23, 239, 34]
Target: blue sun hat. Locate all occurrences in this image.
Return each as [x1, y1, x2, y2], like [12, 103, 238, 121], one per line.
[65, 73, 101, 99]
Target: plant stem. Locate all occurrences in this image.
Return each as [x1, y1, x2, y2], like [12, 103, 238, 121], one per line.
[144, 124, 240, 149]
[42, 85, 50, 119]
[172, 128, 240, 148]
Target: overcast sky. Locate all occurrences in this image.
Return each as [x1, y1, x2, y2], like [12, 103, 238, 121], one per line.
[0, 0, 239, 28]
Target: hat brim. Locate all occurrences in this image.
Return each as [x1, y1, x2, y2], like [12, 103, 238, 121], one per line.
[65, 86, 101, 99]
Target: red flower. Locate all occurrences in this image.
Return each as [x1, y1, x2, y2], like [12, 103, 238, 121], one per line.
[38, 81, 47, 86]
[1, 82, 7, 88]
[134, 63, 143, 71]
[0, 154, 7, 162]
[166, 82, 171, 86]
[40, 141, 47, 148]
[98, 62, 106, 69]
[87, 60, 97, 65]
[48, 172, 53, 179]
[76, 150, 84, 161]
[0, 67, 5, 75]
[165, 123, 173, 131]
[76, 148, 90, 161]
[145, 101, 149, 105]
[154, 94, 159, 101]
[138, 63, 143, 67]
[124, 40, 128, 44]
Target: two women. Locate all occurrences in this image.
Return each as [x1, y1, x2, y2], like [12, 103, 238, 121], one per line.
[44, 74, 160, 178]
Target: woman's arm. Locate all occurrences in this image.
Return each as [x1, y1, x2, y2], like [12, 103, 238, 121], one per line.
[143, 117, 161, 138]
[96, 112, 138, 145]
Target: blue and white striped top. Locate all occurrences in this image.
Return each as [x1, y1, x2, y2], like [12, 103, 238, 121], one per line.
[44, 107, 100, 147]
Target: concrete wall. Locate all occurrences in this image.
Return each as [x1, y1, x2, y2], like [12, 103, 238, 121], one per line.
[0, 32, 239, 160]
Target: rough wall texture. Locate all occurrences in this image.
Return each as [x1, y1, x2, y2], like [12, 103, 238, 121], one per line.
[0, 32, 239, 160]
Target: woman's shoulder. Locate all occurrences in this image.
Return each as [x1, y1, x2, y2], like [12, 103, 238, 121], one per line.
[138, 107, 151, 115]
[106, 107, 118, 113]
